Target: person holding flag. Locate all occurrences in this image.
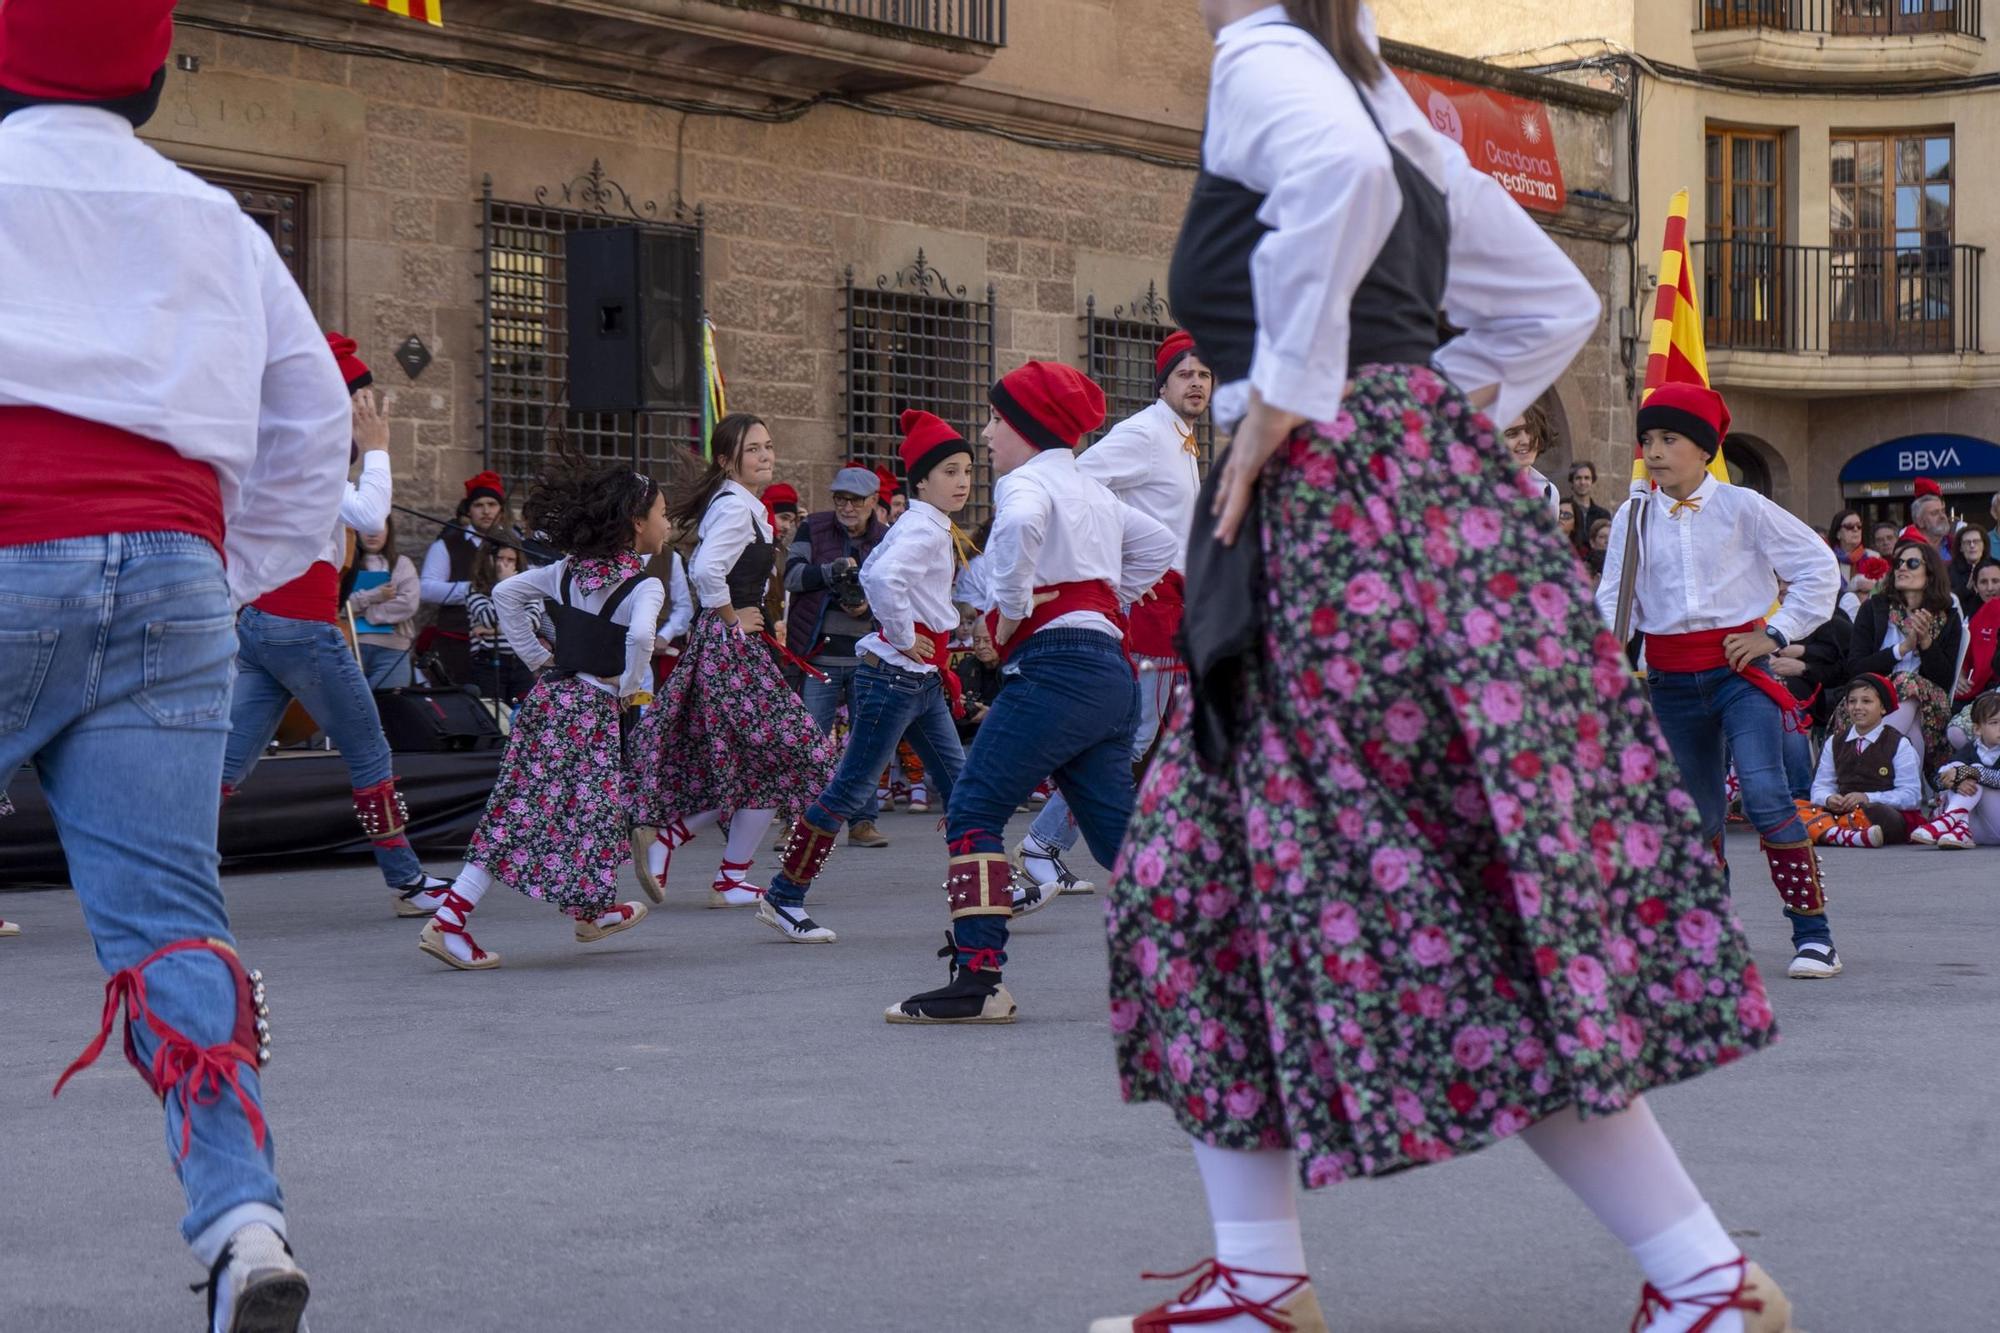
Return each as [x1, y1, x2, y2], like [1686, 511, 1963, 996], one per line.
[1599, 189, 1845, 982]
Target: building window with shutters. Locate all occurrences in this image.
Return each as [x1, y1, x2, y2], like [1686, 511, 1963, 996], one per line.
[842, 251, 996, 524]
[477, 167, 705, 484]
[1080, 284, 1213, 468]
[1831, 129, 1955, 352]
[1702, 127, 1785, 350]
[196, 169, 310, 297]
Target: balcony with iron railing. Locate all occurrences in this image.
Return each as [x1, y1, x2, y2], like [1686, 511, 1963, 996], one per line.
[1693, 239, 1999, 391]
[1692, 1, 1984, 80]
[792, 0, 1005, 45]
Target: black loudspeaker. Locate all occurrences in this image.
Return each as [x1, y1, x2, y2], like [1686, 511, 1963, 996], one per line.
[564, 225, 701, 413]
[373, 686, 505, 753]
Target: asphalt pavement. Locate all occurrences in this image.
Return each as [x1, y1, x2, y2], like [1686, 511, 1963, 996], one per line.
[3, 816, 1995, 1331]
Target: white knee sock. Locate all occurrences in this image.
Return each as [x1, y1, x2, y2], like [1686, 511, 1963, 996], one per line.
[1522, 1102, 1744, 1333]
[721, 808, 775, 871]
[1172, 1140, 1306, 1328]
[648, 809, 723, 880]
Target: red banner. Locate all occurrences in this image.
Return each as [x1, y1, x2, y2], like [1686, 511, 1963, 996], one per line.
[1392, 67, 1566, 214]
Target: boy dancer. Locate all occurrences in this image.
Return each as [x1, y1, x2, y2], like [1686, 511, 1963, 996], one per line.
[760, 411, 977, 943]
[1596, 382, 1845, 979]
[1015, 330, 1209, 902]
[887, 363, 1175, 1023]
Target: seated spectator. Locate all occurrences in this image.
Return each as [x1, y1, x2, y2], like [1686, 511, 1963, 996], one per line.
[1840, 553, 1888, 621]
[1584, 516, 1613, 577]
[465, 542, 543, 706]
[1952, 523, 1991, 614]
[1954, 561, 2000, 703]
[1844, 536, 1962, 769]
[1795, 673, 1922, 847]
[1770, 590, 1851, 796]
[1911, 691, 2000, 849]
[1870, 520, 1901, 560]
[1825, 508, 1871, 574]
[345, 517, 423, 689]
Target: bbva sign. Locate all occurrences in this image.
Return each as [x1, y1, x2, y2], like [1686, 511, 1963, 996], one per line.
[1841, 433, 2000, 485]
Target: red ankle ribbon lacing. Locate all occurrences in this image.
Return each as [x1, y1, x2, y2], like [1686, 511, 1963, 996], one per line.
[713, 857, 766, 896]
[1129, 1259, 1310, 1331]
[956, 947, 1005, 974]
[53, 939, 268, 1160]
[430, 891, 492, 961]
[1629, 1257, 1763, 1333]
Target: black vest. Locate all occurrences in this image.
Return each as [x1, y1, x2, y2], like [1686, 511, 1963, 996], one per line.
[722, 510, 776, 612]
[548, 569, 648, 678]
[1832, 727, 1903, 796]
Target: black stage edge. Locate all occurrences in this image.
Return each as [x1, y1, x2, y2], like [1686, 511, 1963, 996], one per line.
[3, 750, 500, 888]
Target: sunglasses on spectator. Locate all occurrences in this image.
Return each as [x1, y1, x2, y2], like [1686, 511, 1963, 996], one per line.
[1898, 556, 1925, 570]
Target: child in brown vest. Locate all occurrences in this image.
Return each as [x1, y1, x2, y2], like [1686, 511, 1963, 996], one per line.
[1797, 673, 1923, 846]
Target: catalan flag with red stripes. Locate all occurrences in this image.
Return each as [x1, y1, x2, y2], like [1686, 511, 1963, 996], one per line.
[359, 0, 443, 27]
[1633, 188, 1727, 492]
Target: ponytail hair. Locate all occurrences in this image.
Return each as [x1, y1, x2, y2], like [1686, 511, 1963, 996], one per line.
[1284, 0, 1382, 85]
[668, 412, 767, 534]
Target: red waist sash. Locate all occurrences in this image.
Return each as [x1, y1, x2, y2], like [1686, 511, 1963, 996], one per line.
[915, 622, 965, 718]
[0, 406, 224, 557]
[987, 579, 1125, 665]
[251, 561, 339, 624]
[1125, 569, 1185, 661]
[1645, 621, 1809, 732]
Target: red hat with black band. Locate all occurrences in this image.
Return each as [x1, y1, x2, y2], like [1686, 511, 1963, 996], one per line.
[990, 360, 1106, 451]
[0, 0, 175, 126]
[1155, 329, 1199, 393]
[1851, 672, 1899, 714]
[1635, 381, 1731, 459]
[463, 471, 506, 506]
[325, 332, 373, 395]
[898, 409, 972, 492]
[763, 482, 799, 516]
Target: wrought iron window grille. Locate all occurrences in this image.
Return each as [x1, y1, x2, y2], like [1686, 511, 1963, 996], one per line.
[478, 162, 705, 486]
[842, 248, 997, 525]
[1082, 284, 1214, 467]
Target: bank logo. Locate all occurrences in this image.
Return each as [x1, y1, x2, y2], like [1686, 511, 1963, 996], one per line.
[1900, 447, 1961, 472]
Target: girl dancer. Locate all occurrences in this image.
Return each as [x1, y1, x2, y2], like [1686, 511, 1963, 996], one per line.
[418, 462, 670, 971]
[759, 410, 977, 943]
[1095, 5, 1794, 1332]
[629, 414, 836, 909]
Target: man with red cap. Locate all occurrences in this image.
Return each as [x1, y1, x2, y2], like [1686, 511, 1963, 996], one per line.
[220, 334, 452, 916]
[1910, 474, 1958, 554]
[1595, 380, 1846, 980]
[0, 0, 339, 1324]
[419, 468, 517, 684]
[887, 363, 1176, 1023]
[758, 409, 979, 942]
[1015, 329, 1212, 901]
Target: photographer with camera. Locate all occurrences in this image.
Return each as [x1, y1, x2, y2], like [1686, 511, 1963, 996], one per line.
[785, 466, 893, 845]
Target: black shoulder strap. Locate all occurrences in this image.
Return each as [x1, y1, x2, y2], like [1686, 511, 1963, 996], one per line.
[598, 572, 648, 621]
[558, 565, 576, 609]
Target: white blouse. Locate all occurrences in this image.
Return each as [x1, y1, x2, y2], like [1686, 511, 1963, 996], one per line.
[1203, 6, 1599, 432]
[1076, 398, 1204, 571]
[688, 479, 773, 611]
[857, 498, 960, 674]
[494, 558, 664, 698]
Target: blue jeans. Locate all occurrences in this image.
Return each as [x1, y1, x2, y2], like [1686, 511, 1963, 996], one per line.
[1028, 655, 1178, 850]
[1648, 667, 1831, 948]
[223, 607, 425, 888]
[1779, 726, 1814, 801]
[948, 629, 1140, 966]
[802, 658, 881, 823]
[769, 658, 966, 906]
[359, 641, 415, 690]
[0, 533, 284, 1249]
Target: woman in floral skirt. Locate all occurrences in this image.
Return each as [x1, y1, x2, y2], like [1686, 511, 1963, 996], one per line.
[628, 413, 837, 908]
[1091, 4, 1794, 1333]
[419, 460, 671, 971]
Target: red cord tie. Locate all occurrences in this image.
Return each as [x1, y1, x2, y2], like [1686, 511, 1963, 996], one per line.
[956, 947, 1005, 974]
[1129, 1259, 1311, 1331]
[430, 892, 491, 960]
[1628, 1257, 1762, 1333]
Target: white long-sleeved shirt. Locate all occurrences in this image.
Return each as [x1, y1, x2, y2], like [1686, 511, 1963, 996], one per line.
[311, 452, 392, 568]
[1076, 398, 1204, 571]
[421, 533, 480, 607]
[652, 551, 694, 649]
[494, 558, 663, 698]
[689, 479, 772, 611]
[1204, 6, 1598, 432]
[986, 449, 1178, 642]
[856, 498, 959, 674]
[1594, 476, 1838, 647]
[0, 105, 350, 606]
[1810, 723, 1921, 808]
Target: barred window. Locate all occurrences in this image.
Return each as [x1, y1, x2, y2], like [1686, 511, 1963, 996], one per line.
[1081, 286, 1214, 466]
[479, 166, 704, 486]
[198, 169, 310, 296]
[844, 252, 996, 525]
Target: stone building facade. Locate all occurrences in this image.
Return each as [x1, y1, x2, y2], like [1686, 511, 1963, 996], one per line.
[151, 1, 1629, 522]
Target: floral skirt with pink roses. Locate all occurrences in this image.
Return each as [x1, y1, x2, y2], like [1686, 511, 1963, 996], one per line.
[468, 675, 632, 919]
[1106, 364, 1776, 1189]
[627, 610, 837, 828]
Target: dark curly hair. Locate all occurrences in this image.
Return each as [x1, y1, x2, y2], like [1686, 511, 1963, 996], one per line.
[521, 453, 661, 561]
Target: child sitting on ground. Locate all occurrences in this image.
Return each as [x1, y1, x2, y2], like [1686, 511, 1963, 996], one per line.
[1796, 673, 1923, 847]
[1912, 691, 2000, 849]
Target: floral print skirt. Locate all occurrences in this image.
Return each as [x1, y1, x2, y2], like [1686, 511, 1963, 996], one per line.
[628, 611, 837, 826]
[468, 675, 631, 919]
[1106, 364, 1776, 1188]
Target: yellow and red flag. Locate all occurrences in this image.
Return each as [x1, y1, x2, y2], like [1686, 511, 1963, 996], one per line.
[359, 0, 443, 27]
[1633, 188, 1727, 491]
